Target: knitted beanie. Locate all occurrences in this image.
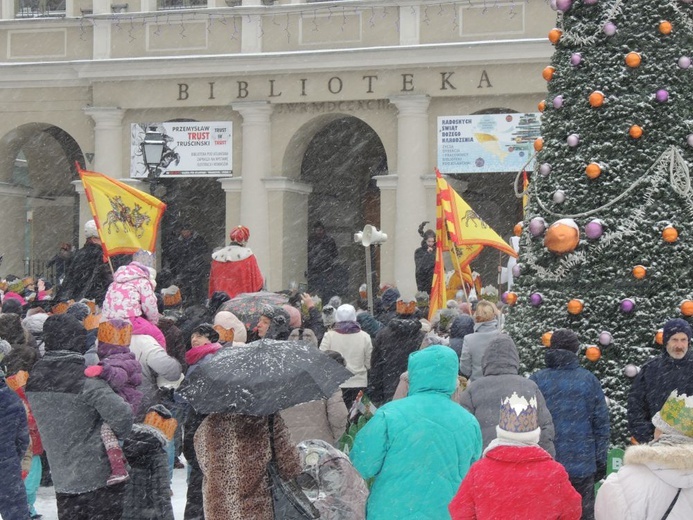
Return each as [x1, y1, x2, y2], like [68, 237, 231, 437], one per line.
[496, 392, 541, 444]
[213, 311, 247, 344]
[84, 219, 99, 239]
[335, 304, 357, 323]
[662, 318, 692, 346]
[550, 328, 580, 353]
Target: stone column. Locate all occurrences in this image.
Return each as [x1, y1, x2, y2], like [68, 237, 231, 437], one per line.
[0, 183, 30, 275]
[83, 107, 125, 178]
[388, 95, 430, 300]
[218, 177, 243, 239]
[231, 101, 273, 288]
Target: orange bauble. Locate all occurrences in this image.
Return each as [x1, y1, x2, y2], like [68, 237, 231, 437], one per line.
[513, 222, 523, 236]
[625, 52, 642, 68]
[542, 331, 553, 347]
[681, 300, 693, 317]
[567, 299, 584, 315]
[534, 138, 544, 152]
[538, 100, 547, 112]
[632, 265, 647, 279]
[542, 66, 556, 81]
[548, 28, 563, 44]
[629, 125, 643, 139]
[659, 21, 673, 35]
[662, 226, 679, 243]
[506, 292, 518, 305]
[585, 346, 602, 362]
[655, 329, 664, 345]
[589, 91, 605, 107]
[544, 219, 580, 255]
[585, 163, 602, 179]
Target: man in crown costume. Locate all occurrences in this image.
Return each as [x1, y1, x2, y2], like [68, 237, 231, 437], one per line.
[208, 225, 264, 299]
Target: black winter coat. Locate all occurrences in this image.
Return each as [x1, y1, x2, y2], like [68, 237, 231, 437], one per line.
[414, 242, 436, 293]
[369, 318, 425, 405]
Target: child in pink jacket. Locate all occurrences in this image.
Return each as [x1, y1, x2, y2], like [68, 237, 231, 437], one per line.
[102, 261, 167, 349]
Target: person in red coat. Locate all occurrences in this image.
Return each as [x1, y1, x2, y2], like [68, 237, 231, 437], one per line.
[208, 225, 264, 299]
[449, 392, 582, 520]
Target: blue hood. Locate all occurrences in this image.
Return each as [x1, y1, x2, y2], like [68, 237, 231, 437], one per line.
[408, 345, 458, 397]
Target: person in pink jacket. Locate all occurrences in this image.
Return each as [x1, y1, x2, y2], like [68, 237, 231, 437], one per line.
[102, 261, 166, 349]
[449, 392, 581, 520]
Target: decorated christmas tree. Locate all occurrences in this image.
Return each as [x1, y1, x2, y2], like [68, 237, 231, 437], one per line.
[504, 0, 693, 446]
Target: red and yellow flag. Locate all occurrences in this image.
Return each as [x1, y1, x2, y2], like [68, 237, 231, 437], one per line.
[429, 170, 517, 320]
[78, 166, 166, 257]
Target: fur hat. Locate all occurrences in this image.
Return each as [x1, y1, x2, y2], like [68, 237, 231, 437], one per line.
[652, 391, 693, 438]
[84, 219, 99, 239]
[335, 304, 357, 323]
[550, 328, 580, 353]
[230, 225, 250, 244]
[496, 392, 541, 444]
[662, 318, 692, 346]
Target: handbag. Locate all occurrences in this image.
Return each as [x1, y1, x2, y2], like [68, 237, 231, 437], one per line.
[267, 415, 320, 519]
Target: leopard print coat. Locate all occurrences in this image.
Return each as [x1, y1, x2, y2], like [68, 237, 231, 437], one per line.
[194, 413, 301, 520]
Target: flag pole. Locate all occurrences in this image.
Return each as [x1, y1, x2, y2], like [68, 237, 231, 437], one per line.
[498, 250, 503, 296]
[449, 247, 470, 305]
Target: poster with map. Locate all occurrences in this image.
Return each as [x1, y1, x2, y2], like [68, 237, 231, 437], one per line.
[437, 113, 541, 174]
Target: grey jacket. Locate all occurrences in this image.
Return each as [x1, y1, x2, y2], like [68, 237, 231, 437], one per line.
[26, 350, 133, 494]
[460, 334, 555, 456]
[459, 319, 499, 382]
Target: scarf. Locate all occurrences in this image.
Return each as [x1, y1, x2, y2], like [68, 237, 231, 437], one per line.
[334, 321, 362, 334]
[185, 342, 222, 366]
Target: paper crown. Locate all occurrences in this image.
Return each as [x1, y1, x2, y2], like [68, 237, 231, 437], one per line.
[658, 391, 693, 438]
[499, 392, 539, 434]
[213, 324, 235, 343]
[6, 370, 29, 391]
[98, 319, 132, 346]
[80, 300, 97, 315]
[51, 301, 70, 315]
[396, 299, 417, 315]
[132, 249, 156, 268]
[144, 406, 178, 441]
[162, 285, 182, 307]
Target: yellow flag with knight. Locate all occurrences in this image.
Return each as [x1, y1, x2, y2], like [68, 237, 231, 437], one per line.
[78, 166, 166, 257]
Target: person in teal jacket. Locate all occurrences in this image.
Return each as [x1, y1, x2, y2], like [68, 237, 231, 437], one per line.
[350, 345, 482, 519]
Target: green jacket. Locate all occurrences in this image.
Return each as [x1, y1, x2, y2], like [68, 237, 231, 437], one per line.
[350, 345, 482, 519]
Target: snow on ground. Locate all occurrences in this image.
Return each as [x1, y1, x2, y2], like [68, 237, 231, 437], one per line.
[32, 464, 189, 520]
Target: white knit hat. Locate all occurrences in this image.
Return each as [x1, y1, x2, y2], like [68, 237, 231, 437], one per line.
[335, 304, 357, 323]
[84, 219, 99, 239]
[214, 310, 247, 344]
[496, 392, 541, 444]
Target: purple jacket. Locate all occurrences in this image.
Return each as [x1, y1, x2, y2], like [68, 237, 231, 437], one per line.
[98, 343, 144, 415]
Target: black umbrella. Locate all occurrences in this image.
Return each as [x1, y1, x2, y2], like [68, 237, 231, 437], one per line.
[177, 339, 353, 416]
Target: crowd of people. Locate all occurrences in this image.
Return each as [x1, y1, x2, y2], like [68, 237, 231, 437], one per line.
[1, 221, 693, 519]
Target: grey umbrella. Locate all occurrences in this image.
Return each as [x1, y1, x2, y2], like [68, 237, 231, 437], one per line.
[176, 338, 352, 415]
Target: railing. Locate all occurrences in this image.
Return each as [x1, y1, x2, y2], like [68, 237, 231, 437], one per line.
[157, 0, 274, 8]
[24, 259, 58, 286]
[15, 0, 66, 18]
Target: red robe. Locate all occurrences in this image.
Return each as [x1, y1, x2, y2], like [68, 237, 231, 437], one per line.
[208, 245, 263, 298]
[449, 445, 582, 520]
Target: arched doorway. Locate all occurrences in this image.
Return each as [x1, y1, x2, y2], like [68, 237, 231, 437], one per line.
[0, 123, 82, 279]
[300, 116, 387, 301]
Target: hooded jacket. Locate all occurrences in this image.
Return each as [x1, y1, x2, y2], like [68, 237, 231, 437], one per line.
[460, 334, 555, 456]
[26, 314, 133, 494]
[350, 345, 482, 520]
[369, 317, 425, 404]
[595, 440, 693, 520]
[320, 327, 373, 388]
[102, 261, 160, 324]
[530, 348, 610, 478]
[459, 318, 499, 382]
[627, 348, 693, 443]
[450, 445, 581, 520]
[448, 315, 475, 360]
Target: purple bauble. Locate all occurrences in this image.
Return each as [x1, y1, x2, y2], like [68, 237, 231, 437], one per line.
[678, 56, 691, 69]
[584, 0, 599, 4]
[539, 163, 552, 176]
[598, 331, 613, 346]
[585, 219, 604, 239]
[655, 89, 669, 103]
[529, 217, 546, 237]
[530, 292, 544, 307]
[556, 0, 573, 12]
[603, 22, 617, 36]
[570, 52, 582, 66]
[567, 133, 580, 147]
[553, 95, 564, 109]
[688, 134, 693, 147]
[501, 291, 509, 304]
[512, 264, 522, 278]
[623, 364, 640, 378]
[620, 298, 635, 313]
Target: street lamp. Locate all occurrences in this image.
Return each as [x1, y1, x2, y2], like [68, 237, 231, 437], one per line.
[354, 224, 387, 314]
[141, 126, 166, 193]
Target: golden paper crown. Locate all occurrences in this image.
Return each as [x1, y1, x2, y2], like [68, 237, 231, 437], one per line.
[162, 286, 182, 307]
[51, 302, 70, 315]
[660, 391, 693, 438]
[144, 410, 178, 441]
[213, 324, 235, 343]
[84, 314, 101, 331]
[6, 370, 29, 391]
[98, 320, 132, 346]
[396, 299, 417, 316]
